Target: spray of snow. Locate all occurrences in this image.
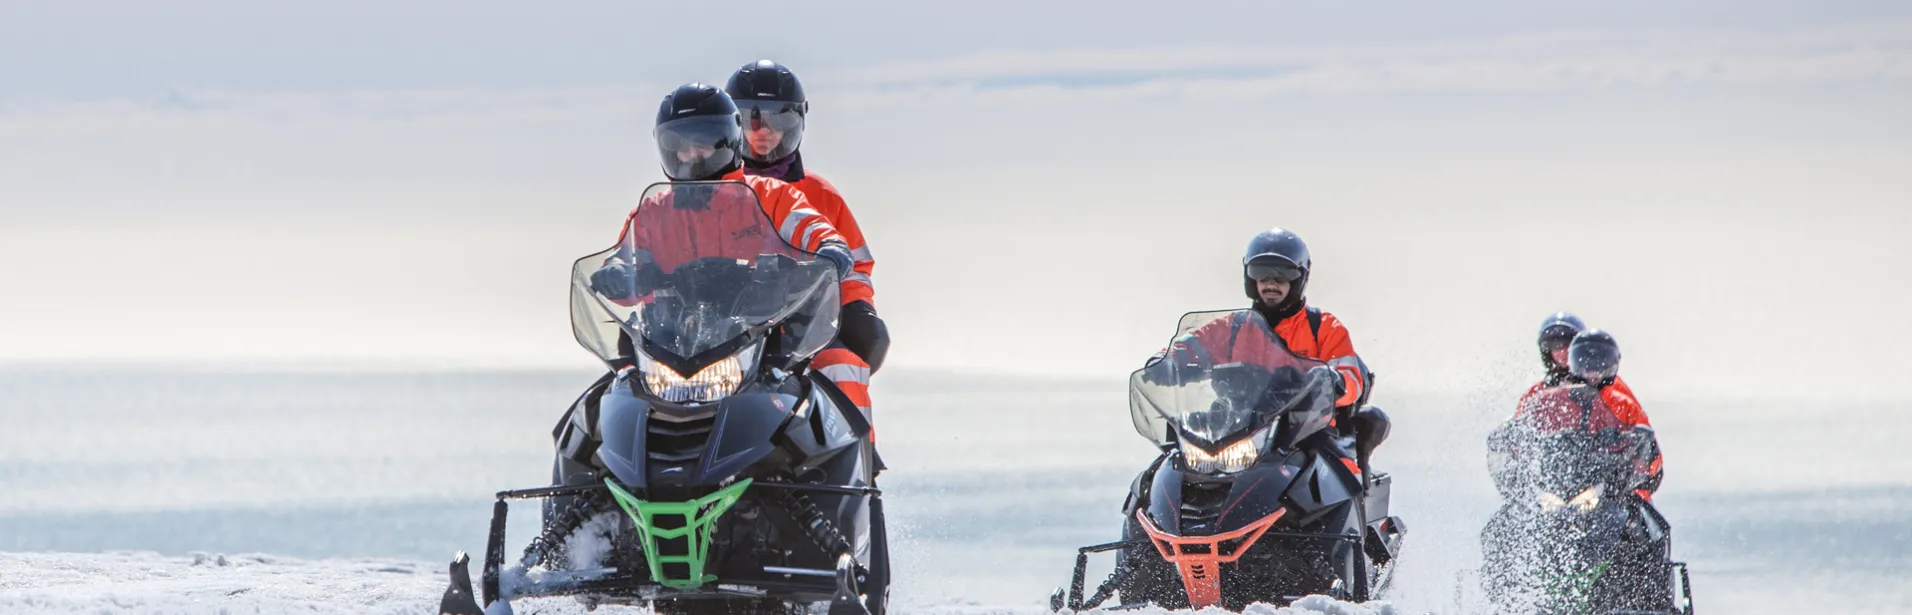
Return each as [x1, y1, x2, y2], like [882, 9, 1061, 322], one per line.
[565, 511, 622, 571]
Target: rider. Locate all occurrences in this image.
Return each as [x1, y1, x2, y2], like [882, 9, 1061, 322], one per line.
[724, 60, 886, 422]
[1513, 329, 1662, 500]
[1520, 311, 1637, 407]
[566, 83, 852, 420]
[1160, 229, 1391, 467]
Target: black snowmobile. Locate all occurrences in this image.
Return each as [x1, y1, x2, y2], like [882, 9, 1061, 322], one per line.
[1479, 385, 1694, 615]
[441, 181, 888, 615]
[1053, 309, 1406, 612]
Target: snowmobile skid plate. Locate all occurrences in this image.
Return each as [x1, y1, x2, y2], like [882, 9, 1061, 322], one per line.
[439, 480, 882, 615]
[1050, 527, 1367, 612]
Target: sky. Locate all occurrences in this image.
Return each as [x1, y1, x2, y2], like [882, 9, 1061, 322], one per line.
[2, 1, 1910, 403]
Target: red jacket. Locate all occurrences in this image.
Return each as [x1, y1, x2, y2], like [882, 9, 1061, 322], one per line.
[613, 170, 845, 269]
[743, 161, 875, 307]
[788, 172, 874, 306]
[1515, 379, 1662, 499]
[1179, 307, 1369, 408]
[1519, 376, 1647, 428]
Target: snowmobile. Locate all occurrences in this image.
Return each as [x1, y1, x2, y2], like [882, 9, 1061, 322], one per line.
[1052, 310, 1406, 612]
[1478, 385, 1695, 615]
[440, 181, 888, 615]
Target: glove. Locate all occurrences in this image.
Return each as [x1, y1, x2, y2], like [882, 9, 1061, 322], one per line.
[838, 300, 891, 372]
[590, 262, 636, 299]
[1305, 366, 1345, 399]
[816, 244, 854, 277]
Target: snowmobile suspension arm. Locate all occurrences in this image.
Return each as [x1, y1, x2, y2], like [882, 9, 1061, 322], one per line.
[1064, 539, 1145, 611]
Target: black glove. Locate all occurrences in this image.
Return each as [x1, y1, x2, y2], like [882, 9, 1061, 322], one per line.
[590, 263, 635, 299]
[838, 300, 890, 372]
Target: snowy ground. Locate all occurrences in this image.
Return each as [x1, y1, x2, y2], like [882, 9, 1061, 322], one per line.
[0, 552, 1398, 615]
[2, 368, 1908, 613]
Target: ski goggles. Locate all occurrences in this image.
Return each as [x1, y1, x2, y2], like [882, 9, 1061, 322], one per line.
[1245, 262, 1303, 283]
[737, 100, 804, 132]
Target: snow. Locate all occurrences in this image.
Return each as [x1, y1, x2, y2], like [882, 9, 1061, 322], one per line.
[0, 551, 443, 614]
[0, 551, 1397, 615]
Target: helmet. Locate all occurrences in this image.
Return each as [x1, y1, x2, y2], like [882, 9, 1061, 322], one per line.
[654, 83, 743, 181]
[724, 60, 808, 164]
[1537, 311, 1587, 370]
[1567, 329, 1621, 384]
[1242, 228, 1312, 313]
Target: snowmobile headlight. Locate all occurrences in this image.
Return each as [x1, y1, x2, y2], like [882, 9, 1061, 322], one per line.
[1179, 426, 1268, 474]
[636, 341, 761, 404]
[1568, 484, 1604, 513]
[1538, 491, 1567, 513]
[1538, 485, 1605, 514]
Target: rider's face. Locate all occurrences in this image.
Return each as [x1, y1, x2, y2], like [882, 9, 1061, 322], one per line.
[675, 143, 716, 163]
[1550, 346, 1570, 367]
[1256, 277, 1291, 305]
[745, 126, 783, 158]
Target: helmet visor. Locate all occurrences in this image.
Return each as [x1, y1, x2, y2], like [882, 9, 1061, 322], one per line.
[1539, 324, 1579, 352]
[737, 100, 804, 163]
[655, 115, 741, 180]
[1568, 341, 1620, 381]
[1246, 261, 1303, 283]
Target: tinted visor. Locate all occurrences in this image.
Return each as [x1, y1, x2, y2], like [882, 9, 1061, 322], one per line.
[655, 115, 741, 180]
[1246, 262, 1303, 283]
[1539, 324, 1579, 352]
[736, 100, 804, 163]
[1568, 342, 1620, 379]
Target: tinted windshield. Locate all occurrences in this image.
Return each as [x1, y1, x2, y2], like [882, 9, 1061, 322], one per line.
[1129, 310, 1338, 449]
[570, 181, 839, 372]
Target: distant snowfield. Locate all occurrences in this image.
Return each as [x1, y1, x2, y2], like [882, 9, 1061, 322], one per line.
[0, 552, 1396, 615]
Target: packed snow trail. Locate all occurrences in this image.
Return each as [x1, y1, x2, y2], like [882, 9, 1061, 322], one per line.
[0, 551, 1398, 615]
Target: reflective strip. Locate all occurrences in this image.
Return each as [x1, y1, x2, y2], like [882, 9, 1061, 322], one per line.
[851, 246, 874, 261]
[799, 221, 828, 250]
[1333, 364, 1364, 406]
[818, 363, 872, 385]
[843, 272, 873, 285]
[778, 209, 817, 243]
[1326, 355, 1363, 369]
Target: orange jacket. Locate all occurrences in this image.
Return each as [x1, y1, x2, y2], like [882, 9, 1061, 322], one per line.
[1180, 307, 1369, 408]
[744, 158, 875, 307]
[613, 170, 844, 270]
[1515, 380, 1662, 499]
[788, 172, 874, 306]
[1518, 376, 1648, 428]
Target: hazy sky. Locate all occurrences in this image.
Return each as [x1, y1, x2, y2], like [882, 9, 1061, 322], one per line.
[3, 1, 1909, 403]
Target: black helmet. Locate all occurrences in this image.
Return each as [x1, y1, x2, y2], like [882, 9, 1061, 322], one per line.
[724, 60, 808, 164]
[1242, 228, 1312, 314]
[654, 83, 743, 181]
[1568, 329, 1621, 385]
[1537, 311, 1587, 371]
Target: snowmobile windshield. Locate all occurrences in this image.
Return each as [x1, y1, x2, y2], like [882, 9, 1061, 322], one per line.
[1129, 310, 1340, 450]
[570, 181, 840, 375]
[1490, 415, 1647, 500]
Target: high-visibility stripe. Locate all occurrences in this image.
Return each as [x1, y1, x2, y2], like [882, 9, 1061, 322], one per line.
[778, 209, 817, 242]
[818, 363, 872, 384]
[851, 246, 874, 261]
[843, 272, 873, 285]
[1333, 365, 1364, 407]
[799, 220, 828, 250]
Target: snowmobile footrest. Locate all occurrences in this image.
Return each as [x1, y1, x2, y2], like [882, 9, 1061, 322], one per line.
[439, 551, 487, 615]
[1056, 539, 1146, 611]
[827, 554, 871, 615]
